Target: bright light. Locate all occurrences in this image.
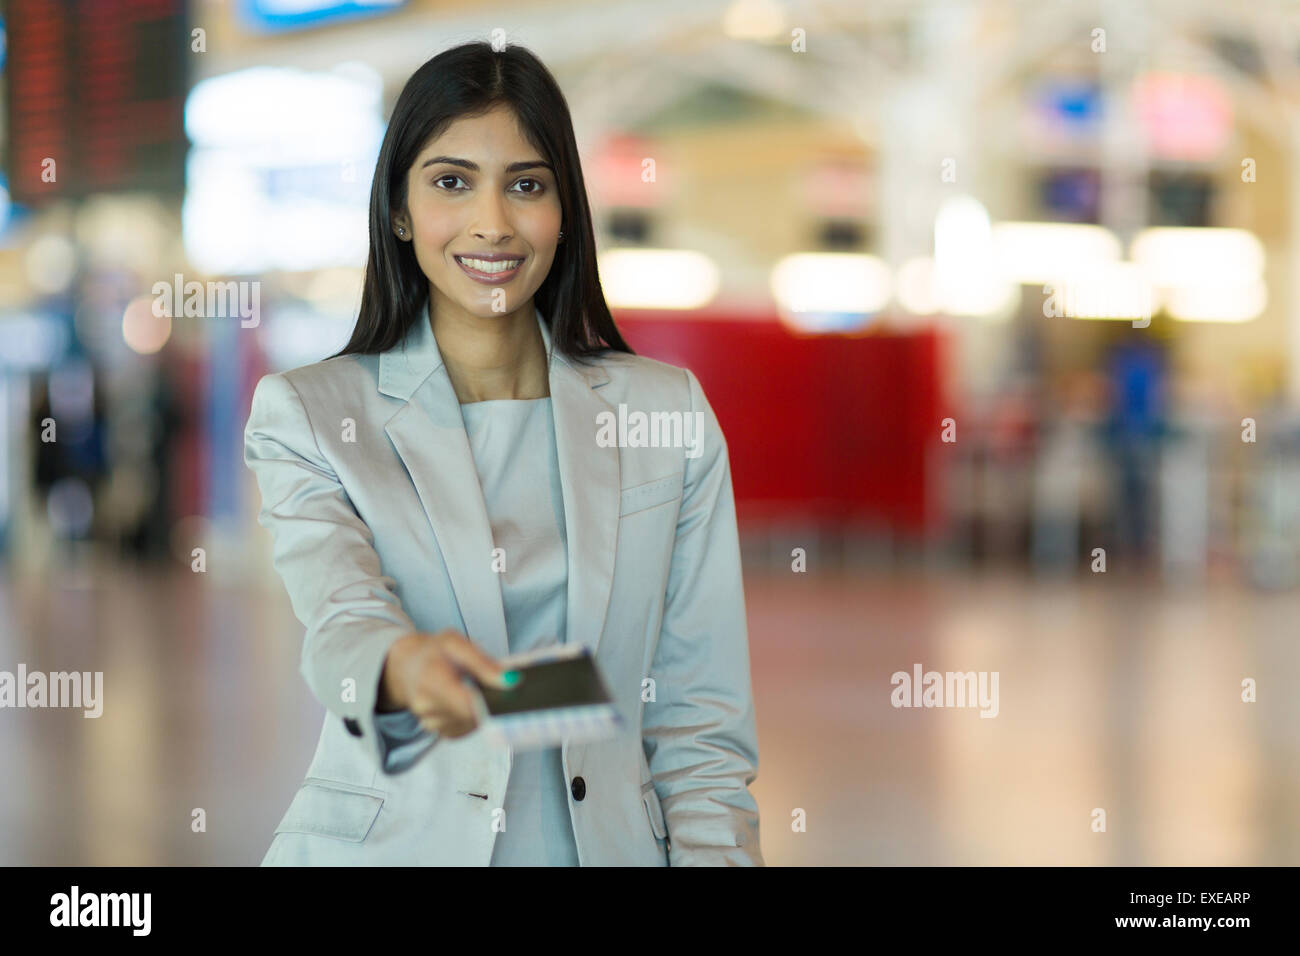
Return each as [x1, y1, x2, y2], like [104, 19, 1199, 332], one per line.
[599, 249, 720, 310]
[185, 63, 382, 157]
[1051, 262, 1156, 321]
[183, 63, 383, 274]
[934, 195, 993, 282]
[1164, 280, 1267, 322]
[770, 253, 891, 331]
[1130, 227, 1264, 286]
[123, 295, 173, 354]
[25, 235, 78, 294]
[1129, 227, 1266, 322]
[992, 222, 1122, 284]
[944, 276, 1021, 321]
[933, 196, 1018, 318]
[1132, 71, 1233, 161]
[896, 256, 940, 315]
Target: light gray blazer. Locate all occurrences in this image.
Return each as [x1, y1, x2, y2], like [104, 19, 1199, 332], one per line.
[243, 303, 763, 865]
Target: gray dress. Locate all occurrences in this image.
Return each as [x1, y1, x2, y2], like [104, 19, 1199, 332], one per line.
[375, 396, 579, 866]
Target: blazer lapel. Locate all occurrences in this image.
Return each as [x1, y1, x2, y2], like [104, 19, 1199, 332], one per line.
[377, 302, 619, 662]
[546, 319, 619, 656]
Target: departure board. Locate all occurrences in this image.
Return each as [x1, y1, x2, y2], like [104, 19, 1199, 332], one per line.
[4, 0, 189, 204]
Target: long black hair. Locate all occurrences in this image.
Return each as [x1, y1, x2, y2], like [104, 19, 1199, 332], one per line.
[329, 41, 632, 362]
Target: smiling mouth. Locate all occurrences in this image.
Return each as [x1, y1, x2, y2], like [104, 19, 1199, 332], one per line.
[455, 255, 524, 281]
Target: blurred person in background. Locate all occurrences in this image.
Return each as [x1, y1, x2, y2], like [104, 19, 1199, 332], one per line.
[244, 41, 763, 866]
[1101, 338, 1169, 563]
[33, 359, 108, 550]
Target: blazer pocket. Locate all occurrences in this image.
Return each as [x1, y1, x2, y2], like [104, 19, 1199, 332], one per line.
[620, 474, 684, 518]
[641, 780, 668, 840]
[274, 777, 386, 843]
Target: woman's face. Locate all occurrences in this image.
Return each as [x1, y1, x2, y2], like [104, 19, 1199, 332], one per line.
[395, 104, 563, 324]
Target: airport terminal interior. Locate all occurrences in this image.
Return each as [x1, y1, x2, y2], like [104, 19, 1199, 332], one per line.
[1, 0, 1298, 865]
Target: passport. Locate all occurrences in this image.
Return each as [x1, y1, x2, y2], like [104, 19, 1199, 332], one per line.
[467, 643, 622, 751]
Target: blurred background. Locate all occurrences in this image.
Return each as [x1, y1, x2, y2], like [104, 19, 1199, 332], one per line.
[1, 0, 1298, 866]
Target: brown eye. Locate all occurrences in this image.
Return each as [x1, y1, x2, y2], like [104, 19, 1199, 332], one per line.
[434, 174, 465, 190]
[513, 178, 544, 194]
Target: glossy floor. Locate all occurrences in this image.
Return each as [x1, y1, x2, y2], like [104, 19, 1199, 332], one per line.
[0, 558, 1295, 865]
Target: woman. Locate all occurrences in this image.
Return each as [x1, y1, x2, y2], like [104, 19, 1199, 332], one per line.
[243, 41, 762, 866]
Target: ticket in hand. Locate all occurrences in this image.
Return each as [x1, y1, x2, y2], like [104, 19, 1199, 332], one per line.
[467, 643, 623, 751]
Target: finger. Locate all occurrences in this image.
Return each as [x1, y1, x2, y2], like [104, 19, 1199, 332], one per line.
[426, 712, 475, 738]
[414, 700, 473, 735]
[408, 670, 480, 728]
[438, 635, 519, 689]
[419, 714, 452, 737]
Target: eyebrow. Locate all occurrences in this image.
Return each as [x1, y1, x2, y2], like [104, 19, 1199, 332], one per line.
[420, 156, 553, 174]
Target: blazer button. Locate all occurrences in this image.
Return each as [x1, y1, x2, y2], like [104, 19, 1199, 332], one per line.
[343, 717, 362, 737]
[571, 776, 586, 801]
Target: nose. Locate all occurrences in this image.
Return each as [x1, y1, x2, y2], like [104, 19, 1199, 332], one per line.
[470, 189, 514, 244]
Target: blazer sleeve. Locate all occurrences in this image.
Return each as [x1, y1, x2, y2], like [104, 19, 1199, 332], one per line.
[640, 367, 764, 866]
[243, 371, 436, 775]
[373, 709, 440, 773]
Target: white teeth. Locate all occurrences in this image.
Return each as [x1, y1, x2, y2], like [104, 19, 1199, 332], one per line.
[458, 257, 522, 274]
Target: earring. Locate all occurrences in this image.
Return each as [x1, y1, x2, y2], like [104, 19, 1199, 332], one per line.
[397, 227, 406, 238]
[558, 230, 565, 242]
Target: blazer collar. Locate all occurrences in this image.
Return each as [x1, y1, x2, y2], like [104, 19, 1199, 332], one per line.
[379, 300, 609, 401]
[376, 300, 619, 666]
